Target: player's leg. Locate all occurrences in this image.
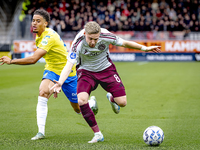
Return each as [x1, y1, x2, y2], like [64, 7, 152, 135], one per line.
[61, 75, 80, 114]
[70, 102, 81, 114]
[77, 69, 104, 143]
[78, 92, 104, 143]
[100, 64, 127, 113]
[31, 78, 54, 140]
[31, 70, 57, 140]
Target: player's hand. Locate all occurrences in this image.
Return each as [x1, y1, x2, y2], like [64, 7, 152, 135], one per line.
[0, 56, 11, 65]
[145, 46, 161, 53]
[51, 80, 62, 98]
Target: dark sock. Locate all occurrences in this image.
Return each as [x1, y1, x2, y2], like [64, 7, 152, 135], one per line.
[80, 103, 97, 127]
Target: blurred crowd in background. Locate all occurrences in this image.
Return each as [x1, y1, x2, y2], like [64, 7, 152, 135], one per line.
[21, 0, 200, 36]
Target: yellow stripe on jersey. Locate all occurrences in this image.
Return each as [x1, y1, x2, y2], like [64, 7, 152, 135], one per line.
[35, 28, 76, 76]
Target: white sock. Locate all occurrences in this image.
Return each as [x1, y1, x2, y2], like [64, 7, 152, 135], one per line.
[37, 96, 48, 135]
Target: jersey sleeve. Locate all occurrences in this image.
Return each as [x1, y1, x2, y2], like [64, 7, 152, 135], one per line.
[67, 29, 84, 64]
[101, 28, 124, 46]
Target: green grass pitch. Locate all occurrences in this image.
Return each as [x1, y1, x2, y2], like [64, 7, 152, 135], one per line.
[0, 62, 200, 150]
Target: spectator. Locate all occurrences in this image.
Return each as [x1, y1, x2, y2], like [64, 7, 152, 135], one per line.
[97, 5, 106, 20]
[168, 20, 176, 31]
[25, 0, 199, 34]
[64, 15, 72, 31]
[122, 20, 130, 31]
[92, 9, 98, 21]
[107, 0, 115, 13]
[128, 17, 134, 30]
[145, 21, 152, 31]
[59, 0, 67, 12]
[115, 8, 121, 19]
[109, 10, 115, 21]
[174, 21, 181, 31]
[121, 6, 130, 17]
[131, 11, 140, 23]
[151, 0, 159, 11]
[138, 21, 145, 31]
[184, 14, 191, 26]
[109, 18, 118, 32]
[158, 19, 164, 31]
[169, 8, 177, 21]
[193, 20, 200, 31]
[72, 18, 83, 32]
[156, 9, 163, 19]
[104, 15, 111, 29]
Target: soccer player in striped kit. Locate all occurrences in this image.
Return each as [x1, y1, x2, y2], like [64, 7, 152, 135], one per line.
[51, 21, 161, 143]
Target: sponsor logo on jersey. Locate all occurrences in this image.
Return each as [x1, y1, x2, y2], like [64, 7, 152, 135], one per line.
[70, 52, 76, 59]
[72, 93, 77, 96]
[41, 38, 48, 46]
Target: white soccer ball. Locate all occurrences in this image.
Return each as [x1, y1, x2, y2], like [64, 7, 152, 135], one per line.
[88, 96, 98, 115]
[143, 126, 164, 146]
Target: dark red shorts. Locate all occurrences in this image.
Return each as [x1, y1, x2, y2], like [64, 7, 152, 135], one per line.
[77, 63, 126, 98]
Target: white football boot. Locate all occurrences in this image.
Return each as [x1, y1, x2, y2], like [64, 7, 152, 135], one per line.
[106, 93, 120, 114]
[88, 131, 104, 143]
[88, 96, 98, 115]
[31, 132, 45, 140]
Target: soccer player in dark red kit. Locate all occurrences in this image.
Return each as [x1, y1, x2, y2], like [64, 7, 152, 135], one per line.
[51, 21, 161, 143]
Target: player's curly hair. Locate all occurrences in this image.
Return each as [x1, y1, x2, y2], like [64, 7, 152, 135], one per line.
[84, 21, 101, 34]
[33, 9, 50, 26]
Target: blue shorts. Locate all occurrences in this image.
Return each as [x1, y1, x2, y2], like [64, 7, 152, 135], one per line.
[42, 70, 78, 103]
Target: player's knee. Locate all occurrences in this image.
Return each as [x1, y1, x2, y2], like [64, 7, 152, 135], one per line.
[78, 98, 88, 106]
[117, 99, 127, 107]
[39, 89, 49, 98]
[118, 100, 127, 107]
[115, 96, 127, 107]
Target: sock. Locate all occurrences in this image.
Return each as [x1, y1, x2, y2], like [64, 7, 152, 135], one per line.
[80, 103, 100, 133]
[91, 125, 100, 133]
[37, 96, 48, 135]
[110, 94, 116, 103]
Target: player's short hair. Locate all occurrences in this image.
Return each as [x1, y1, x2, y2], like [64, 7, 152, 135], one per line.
[84, 21, 101, 34]
[33, 9, 50, 26]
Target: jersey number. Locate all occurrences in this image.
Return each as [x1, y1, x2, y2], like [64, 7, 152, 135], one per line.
[114, 74, 121, 83]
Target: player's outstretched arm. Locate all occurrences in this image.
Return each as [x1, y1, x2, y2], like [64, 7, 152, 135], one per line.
[51, 61, 74, 98]
[0, 49, 47, 65]
[122, 40, 161, 53]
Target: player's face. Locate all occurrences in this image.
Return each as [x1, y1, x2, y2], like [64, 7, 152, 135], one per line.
[32, 15, 47, 36]
[85, 33, 100, 48]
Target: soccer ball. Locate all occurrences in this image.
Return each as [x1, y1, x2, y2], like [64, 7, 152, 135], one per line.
[143, 126, 164, 146]
[88, 96, 98, 115]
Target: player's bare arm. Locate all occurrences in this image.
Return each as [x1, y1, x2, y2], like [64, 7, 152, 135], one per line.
[122, 40, 161, 53]
[0, 48, 47, 65]
[50, 61, 74, 98]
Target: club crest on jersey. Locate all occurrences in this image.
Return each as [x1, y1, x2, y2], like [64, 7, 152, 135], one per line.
[70, 52, 76, 59]
[98, 44, 106, 51]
